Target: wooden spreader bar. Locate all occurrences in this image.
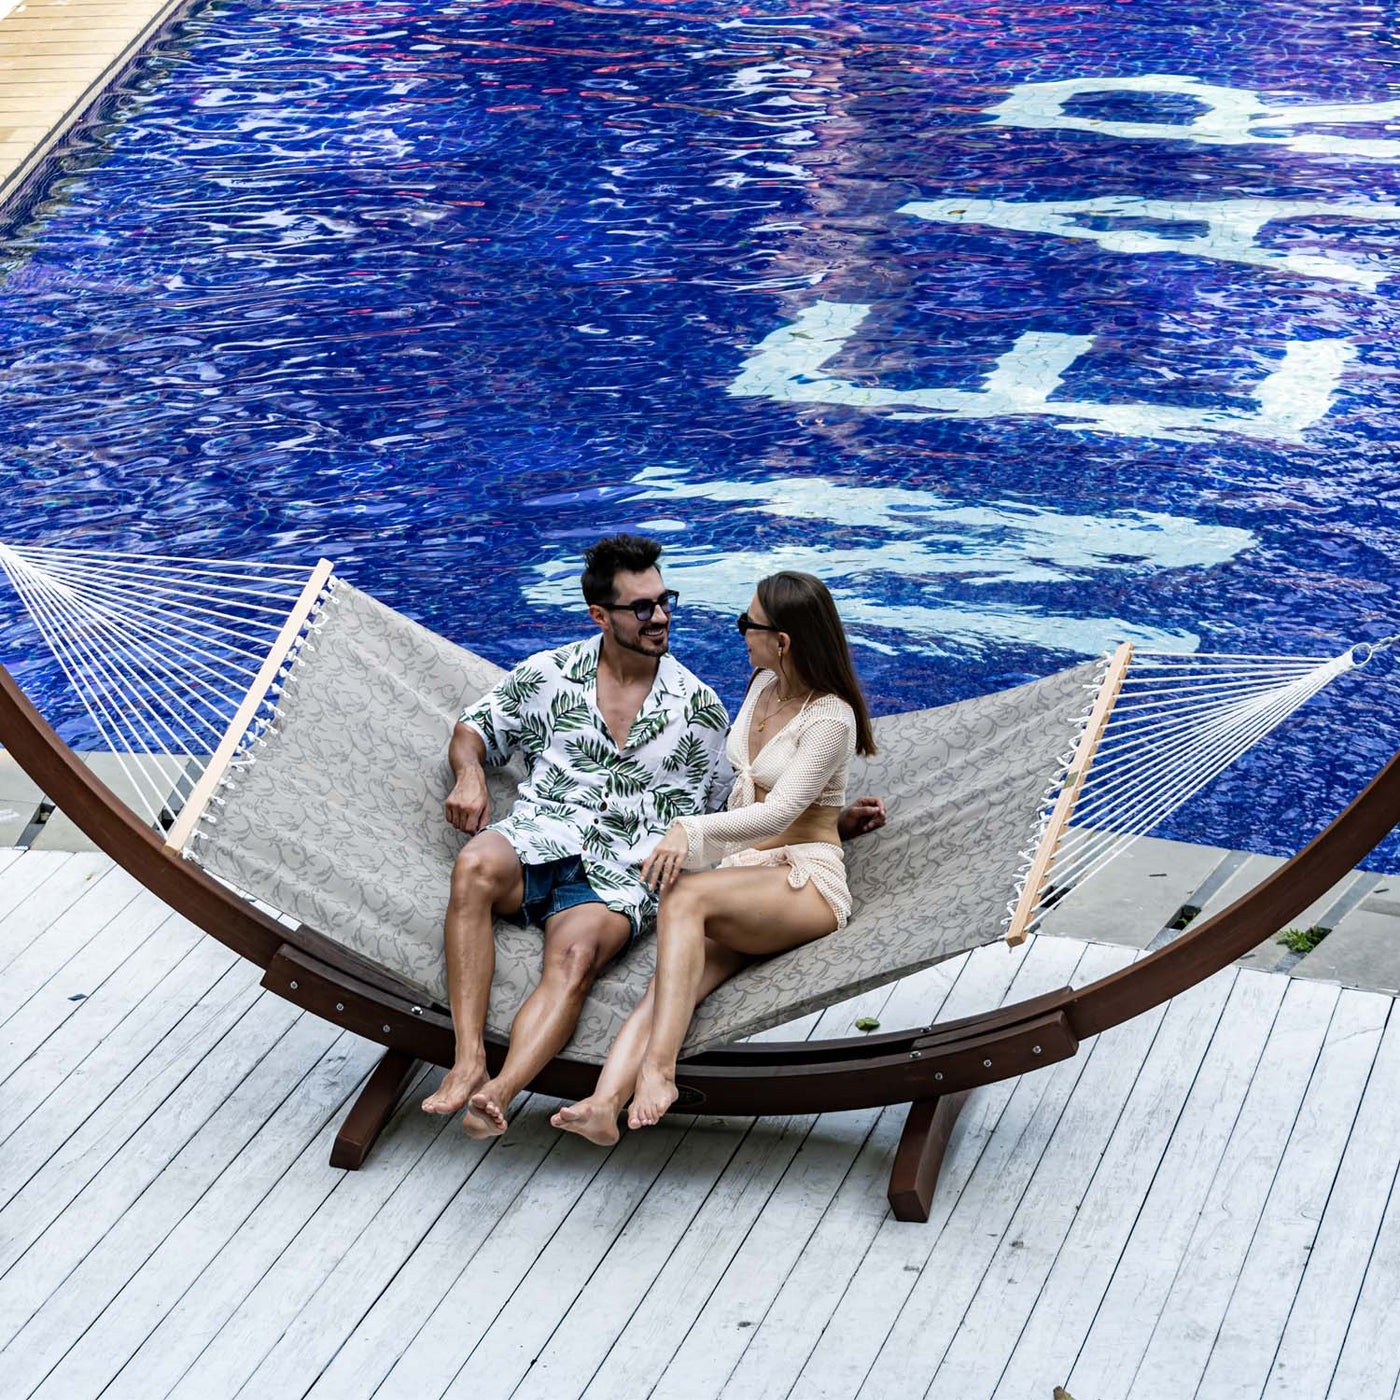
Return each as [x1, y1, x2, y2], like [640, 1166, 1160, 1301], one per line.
[1006, 640, 1135, 946]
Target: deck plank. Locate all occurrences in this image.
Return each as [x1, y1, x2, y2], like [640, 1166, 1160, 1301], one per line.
[849, 941, 1136, 1400]
[160, 1082, 459, 1399]
[0, 850, 77, 955]
[2, 1013, 342, 1397]
[28, 1033, 374, 1400]
[0, 946, 253, 1235]
[3, 845, 1400, 1398]
[97, 1062, 430, 1400]
[0, 909, 206, 1130]
[523, 967, 959, 1400]
[240, 1087, 565, 1400]
[785, 941, 1094, 1400]
[1261, 1000, 1400, 1396]
[0, 863, 144, 1027]
[709, 947, 1074, 1400]
[0, 988, 300, 1355]
[303, 1091, 589, 1400]
[1327, 1148, 1400, 1397]
[1194, 989, 1390, 1400]
[641, 956, 1018, 1400]
[993, 967, 1286, 1400]
[932, 966, 1242, 1399]
[1100, 979, 1338, 1400]
[0, 887, 174, 1085]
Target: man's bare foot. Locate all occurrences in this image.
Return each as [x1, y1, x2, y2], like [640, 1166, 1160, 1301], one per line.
[628, 1065, 678, 1128]
[463, 1081, 511, 1139]
[551, 1097, 623, 1147]
[421, 1060, 486, 1115]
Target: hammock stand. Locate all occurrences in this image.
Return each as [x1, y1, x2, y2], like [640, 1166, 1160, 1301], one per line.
[3, 662, 1398, 1222]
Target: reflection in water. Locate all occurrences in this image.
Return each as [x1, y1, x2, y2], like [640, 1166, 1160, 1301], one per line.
[0, 0, 1396, 865]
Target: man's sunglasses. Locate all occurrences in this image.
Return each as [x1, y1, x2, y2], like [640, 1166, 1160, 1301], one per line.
[600, 590, 680, 623]
[736, 612, 780, 635]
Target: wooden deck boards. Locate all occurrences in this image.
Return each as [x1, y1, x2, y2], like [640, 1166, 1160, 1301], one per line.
[0, 0, 192, 202]
[3, 848, 1400, 1399]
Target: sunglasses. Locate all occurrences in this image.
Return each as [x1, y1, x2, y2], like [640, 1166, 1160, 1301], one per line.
[736, 612, 780, 636]
[601, 590, 680, 623]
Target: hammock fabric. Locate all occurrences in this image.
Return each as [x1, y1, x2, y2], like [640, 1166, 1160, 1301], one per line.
[189, 581, 1099, 1063]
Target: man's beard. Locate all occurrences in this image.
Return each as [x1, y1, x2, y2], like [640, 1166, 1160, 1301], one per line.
[615, 625, 669, 657]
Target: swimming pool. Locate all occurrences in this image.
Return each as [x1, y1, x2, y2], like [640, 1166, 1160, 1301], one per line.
[1, 0, 1397, 868]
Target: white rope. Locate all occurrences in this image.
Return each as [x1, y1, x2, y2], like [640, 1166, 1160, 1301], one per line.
[6, 566, 177, 819]
[1013, 646, 1355, 933]
[23, 554, 308, 637]
[0, 542, 324, 830]
[7, 553, 253, 737]
[1052, 667, 1336, 871]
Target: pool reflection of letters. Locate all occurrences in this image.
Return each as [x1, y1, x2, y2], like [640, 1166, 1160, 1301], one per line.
[987, 73, 1400, 162]
[728, 302, 1354, 445]
[900, 196, 1400, 289]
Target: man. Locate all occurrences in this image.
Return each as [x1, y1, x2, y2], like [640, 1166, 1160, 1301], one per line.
[422, 533, 885, 1138]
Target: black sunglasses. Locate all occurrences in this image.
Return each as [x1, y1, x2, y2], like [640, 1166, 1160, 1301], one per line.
[736, 611, 780, 636]
[601, 590, 679, 623]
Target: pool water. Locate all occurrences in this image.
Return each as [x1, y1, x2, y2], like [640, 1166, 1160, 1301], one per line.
[1, 0, 1397, 869]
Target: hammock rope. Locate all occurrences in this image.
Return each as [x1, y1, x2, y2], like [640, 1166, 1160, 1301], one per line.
[1003, 641, 1383, 943]
[0, 542, 333, 828]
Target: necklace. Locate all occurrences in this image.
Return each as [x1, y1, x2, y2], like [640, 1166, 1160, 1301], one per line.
[755, 682, 811, 733]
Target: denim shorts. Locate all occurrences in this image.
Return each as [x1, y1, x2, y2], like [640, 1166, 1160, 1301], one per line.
[506, 854, 605, 931]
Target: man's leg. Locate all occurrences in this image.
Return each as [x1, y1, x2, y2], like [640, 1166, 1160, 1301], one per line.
[464, 902, 631, 1139]
[421, 832, 524, 1115]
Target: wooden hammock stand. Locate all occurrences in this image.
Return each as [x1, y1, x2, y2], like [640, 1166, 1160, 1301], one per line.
[3, 662, 1398, 1222]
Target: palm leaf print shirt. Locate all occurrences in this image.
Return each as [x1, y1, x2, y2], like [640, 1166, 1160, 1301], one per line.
[458, 634, 734, 935]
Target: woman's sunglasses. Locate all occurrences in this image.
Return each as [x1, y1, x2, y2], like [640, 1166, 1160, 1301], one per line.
[601, 590, 680, 623]
[736, 612, 780, 636]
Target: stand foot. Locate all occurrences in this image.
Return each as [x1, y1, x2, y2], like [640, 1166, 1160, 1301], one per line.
[887, 1092, 968, 1222]
[331, 1048, 418, 1170]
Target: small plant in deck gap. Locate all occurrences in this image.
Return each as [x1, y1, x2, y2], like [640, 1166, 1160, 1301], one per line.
[1277, 925, 1331, 954]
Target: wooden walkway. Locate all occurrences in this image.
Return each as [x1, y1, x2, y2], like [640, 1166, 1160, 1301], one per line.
[0, 0, 189, 206]
[3, 848, 1400, 1399]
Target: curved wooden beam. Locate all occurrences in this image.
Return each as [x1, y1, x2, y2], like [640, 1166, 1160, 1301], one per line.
[1065, 747, 1400, 1039]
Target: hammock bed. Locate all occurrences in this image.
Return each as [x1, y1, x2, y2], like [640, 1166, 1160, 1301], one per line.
[1, 544, 1397, 1222]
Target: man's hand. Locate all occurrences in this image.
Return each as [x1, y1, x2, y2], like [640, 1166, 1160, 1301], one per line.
[838, 795, 886, 842]
[639, 822, 689, 893]
[445, 767, 491, 835]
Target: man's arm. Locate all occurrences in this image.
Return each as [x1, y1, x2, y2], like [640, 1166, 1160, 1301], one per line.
[446, 721, 491, 834]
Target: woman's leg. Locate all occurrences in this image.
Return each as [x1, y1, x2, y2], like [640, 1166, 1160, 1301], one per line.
[551, 937, 748, 1145]
[630, 867, 838, 1127]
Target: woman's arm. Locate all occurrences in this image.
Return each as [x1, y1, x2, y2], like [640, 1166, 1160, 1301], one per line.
[675, 714, 854, 868]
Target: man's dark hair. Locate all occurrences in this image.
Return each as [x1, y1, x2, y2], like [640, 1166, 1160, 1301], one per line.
[581, 534, 663, 606]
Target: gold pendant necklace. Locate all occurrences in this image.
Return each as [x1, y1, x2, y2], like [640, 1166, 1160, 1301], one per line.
[756, 686, 801, 733]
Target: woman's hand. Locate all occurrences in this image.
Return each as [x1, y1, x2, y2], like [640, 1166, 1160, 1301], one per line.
[639, 822, 689, 892]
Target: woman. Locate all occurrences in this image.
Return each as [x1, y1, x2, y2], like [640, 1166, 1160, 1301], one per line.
[551, 570, 878, 1143]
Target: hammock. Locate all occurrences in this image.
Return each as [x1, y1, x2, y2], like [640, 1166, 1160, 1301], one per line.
[1, 539, 1388, 1053]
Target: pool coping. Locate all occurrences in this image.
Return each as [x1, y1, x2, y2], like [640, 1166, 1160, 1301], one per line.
[0, 0, 195, 215]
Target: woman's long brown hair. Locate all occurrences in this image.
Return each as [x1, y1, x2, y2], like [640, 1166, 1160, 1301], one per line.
[756, 571, 877, 756]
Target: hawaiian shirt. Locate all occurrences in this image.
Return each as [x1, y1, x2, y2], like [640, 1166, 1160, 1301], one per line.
[458, 634, 734, 935]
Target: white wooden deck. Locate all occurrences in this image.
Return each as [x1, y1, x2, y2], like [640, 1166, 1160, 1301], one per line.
[3, 847, 1400, 1400]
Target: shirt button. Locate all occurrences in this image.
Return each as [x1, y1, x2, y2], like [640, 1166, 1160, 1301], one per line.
[599, 801, 610, 812]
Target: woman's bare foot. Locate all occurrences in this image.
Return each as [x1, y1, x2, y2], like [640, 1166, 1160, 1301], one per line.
[628, 1065, 679, 1128]
[551, 1097, 623, 1146]
[463, 1081, 512, 1139]
[421, 1060, 486, 1115]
